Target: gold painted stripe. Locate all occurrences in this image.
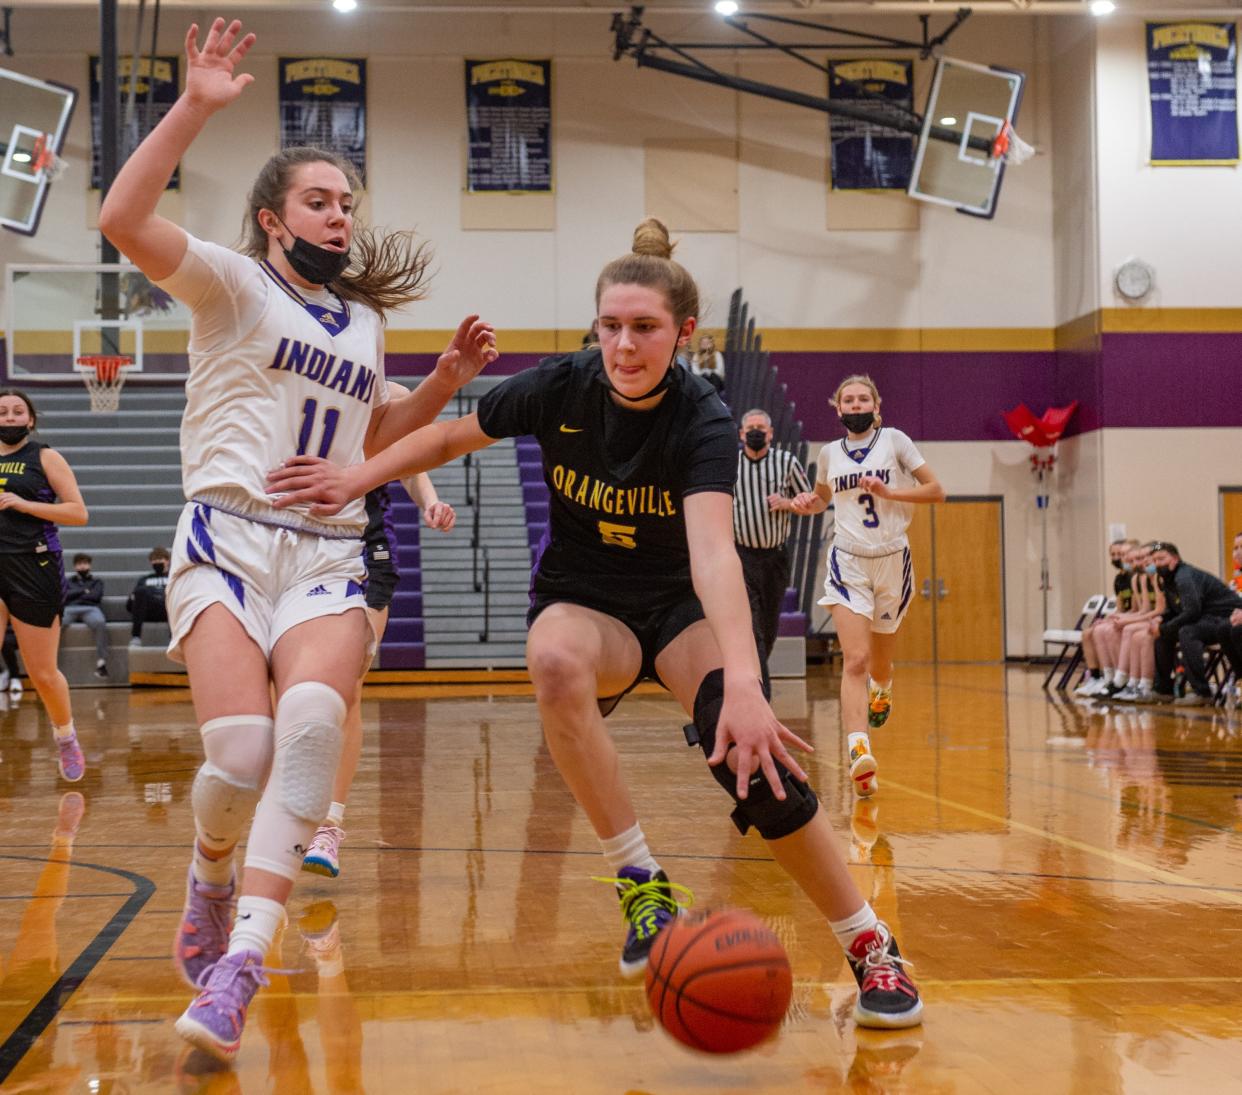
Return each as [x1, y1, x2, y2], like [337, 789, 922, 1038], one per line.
[1100, 307, 1242, 333]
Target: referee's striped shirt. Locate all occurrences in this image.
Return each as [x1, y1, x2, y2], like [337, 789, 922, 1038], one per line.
[733, 448, 812, 549]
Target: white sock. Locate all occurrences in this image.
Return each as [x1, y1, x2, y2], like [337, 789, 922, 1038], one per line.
[1113, 669, 1128, 686]
[830, 902, 879, 952]
[326, 801, 346, 827]
[847, 731, 872, 758]
[192, 843, 235, 888]
[227, 895, 286, 958]
[599, 823, 661, 876]
[1137, 678, 1152, 690]
[53, 721, 76, 740]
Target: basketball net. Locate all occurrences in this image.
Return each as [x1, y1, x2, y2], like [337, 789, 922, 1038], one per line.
[77, 355, 131, 414]
[31, 133, 69, 182]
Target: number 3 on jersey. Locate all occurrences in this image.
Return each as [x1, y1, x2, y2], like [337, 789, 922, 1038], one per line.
[598, 520, 638, 549]
[858, 492, 880, 528]
[297, 398, 340, 460]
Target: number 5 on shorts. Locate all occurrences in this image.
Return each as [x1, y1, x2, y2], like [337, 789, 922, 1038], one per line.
[598, 520, 638, 549]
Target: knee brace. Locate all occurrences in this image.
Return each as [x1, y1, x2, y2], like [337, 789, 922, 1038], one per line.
[689, 669, 818, 841]
[245, 681, 346, 880]
[192, 715, 273, 849]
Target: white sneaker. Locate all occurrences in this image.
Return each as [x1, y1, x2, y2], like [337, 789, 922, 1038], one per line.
[9, 679, 22, 698]
[1074, 677, 1106, 697]
[1113, 685, 1141, 703]
[849, 735, 879, 797]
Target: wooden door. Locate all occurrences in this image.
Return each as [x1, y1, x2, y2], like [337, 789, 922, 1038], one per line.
[1221, 488, 1242, 581]
[893, 503, 934, 661]
[933, 500, 1005, 662]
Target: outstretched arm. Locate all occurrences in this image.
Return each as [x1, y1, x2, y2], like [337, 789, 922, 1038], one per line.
[365, 319, 497, 456]
[99, 19, 256, 279]
[268, 413, 495, 516]
[684, 491, 811, 801]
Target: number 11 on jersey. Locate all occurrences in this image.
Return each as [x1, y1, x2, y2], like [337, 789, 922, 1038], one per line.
[297, 397, 341, 460]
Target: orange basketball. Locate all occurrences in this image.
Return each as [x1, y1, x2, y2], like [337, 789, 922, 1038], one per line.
[645, 907, 792, 1054]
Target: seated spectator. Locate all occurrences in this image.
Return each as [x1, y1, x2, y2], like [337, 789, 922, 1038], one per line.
[1148, 541, 1242, 706]
[1230, 531, 1242, 595]
[1075, 538, 1136, 696]
[127, 546, 170, 647]
[1109, 544, 1168, 703]
[63, 552, 109, 679]
[689, 333, 725, 394]
[580, 319, 599, 348]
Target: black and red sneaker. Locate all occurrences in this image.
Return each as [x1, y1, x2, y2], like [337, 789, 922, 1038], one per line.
[848, 923, 923, 1029]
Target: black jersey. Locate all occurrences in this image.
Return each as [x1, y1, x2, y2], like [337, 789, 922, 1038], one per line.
[478, 349, 736, 604]
[0, 440, 62, 554]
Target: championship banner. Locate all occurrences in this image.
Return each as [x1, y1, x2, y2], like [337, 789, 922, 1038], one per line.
[90, 55, 180, 190]
[828, 60, 915, 190]
[279, 58, 367, 183]
[1147, 22, 1239, 165]
[465, 59, 552, 192]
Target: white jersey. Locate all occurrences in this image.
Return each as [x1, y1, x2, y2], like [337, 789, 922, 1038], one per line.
[816, 426, 925, 557]
[157, 233, 388, 536]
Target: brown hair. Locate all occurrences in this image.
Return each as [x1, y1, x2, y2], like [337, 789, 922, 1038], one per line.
[832, 374, 882, 426]
[149, 545, 171, 562]
[0, 389, 37, 430]
[595, 216, 700, 326]
[241, 147, 432, 318]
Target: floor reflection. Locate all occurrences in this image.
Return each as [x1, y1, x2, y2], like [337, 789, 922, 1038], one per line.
[0, 666, 1237, 1091]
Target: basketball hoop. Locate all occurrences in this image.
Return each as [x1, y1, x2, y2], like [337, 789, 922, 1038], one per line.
[76, 355, 132, 413]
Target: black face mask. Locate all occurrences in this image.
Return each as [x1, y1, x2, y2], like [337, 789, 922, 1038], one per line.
[601, 343, 680, 404]
[1156, 564, 1175, 579]
[76, 570, 91, 580]
[1111, 558, 1124, 571]
[840, 411, 875, 434]
[0, 426, 29, 445]
[152, 562, 167, 575]
[275, 214, 350, 285]
[744, 428, 768, 452]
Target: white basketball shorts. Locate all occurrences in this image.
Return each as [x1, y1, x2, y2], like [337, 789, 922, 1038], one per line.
[817, 543, 913, 634]
[166, 502, 368, 663]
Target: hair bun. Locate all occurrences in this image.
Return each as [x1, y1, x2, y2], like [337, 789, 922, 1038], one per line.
[631, 216, 674, 259]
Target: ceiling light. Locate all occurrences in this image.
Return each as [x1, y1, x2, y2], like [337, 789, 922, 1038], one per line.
[12, 152, 31, 163]
[715, 1, 739, 15]
[1089, 0, 1115, 14]
[939, 116, 957, 126]
[333, 0, 358, 11]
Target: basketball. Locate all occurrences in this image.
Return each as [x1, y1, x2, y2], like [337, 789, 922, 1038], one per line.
[645, 907, 792, 1054]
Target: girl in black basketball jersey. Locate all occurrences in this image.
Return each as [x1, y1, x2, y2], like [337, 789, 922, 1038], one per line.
[269, 218, 923, 1029]
[0, 390, 89, 782]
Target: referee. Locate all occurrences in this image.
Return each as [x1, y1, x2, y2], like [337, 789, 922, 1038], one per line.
[733, 409, 825, 677]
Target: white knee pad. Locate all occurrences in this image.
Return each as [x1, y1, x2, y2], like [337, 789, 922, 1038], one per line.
[192, 715, 274, 849]
[245, 682, 347, 881]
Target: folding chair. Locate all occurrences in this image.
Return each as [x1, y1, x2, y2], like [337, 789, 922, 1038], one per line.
[1042, 594, 1106, 691]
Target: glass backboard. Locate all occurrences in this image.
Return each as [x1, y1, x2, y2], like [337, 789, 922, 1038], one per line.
[0, 67, 76, 236]
[5, 264, 191, 381]
[908, 58, 1025, 219]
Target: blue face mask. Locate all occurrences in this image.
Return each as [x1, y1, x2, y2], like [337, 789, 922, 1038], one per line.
[1122, 561, 1134, 573]
[1144, 563, 1157, 575]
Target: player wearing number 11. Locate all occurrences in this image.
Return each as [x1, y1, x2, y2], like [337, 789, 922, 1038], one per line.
[99, 18, 497, 1062]
[811, 376, 944, 798]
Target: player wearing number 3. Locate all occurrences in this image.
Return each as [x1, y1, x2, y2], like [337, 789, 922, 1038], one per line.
[99, 18, 497, 1062]
[810, 376, 944, 797]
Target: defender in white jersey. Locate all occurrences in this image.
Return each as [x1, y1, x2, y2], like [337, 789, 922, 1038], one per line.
[808, 376, 944, 798]
[99, 18, 497, 1064]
